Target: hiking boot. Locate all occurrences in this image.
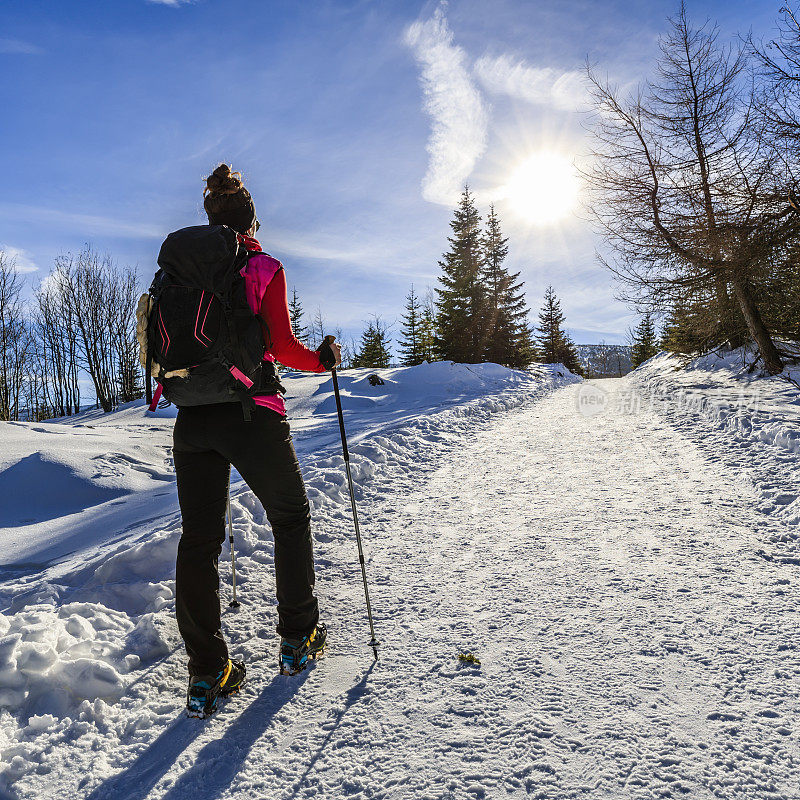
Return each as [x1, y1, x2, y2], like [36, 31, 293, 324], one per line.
[279, 623, 327, 676]
[186, 658, 246, 719]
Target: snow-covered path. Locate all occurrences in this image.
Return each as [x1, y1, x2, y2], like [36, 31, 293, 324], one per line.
[12, 377, 800, 800]
[346, 377, 799, 799]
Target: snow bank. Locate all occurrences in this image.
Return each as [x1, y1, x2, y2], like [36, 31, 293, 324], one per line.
[631, 350, 800, 456]
[629, 348, 800, 540]
[0, 361, 578, 795]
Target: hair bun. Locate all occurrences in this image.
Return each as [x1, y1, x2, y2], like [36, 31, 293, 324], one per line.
[204, 163, 244, 197]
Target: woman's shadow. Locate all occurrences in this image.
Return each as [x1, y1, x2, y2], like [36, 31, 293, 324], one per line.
[85, 664, 374, 800]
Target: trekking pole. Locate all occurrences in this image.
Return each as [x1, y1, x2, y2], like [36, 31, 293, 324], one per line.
[227, 477, 241, 609]
[324, 336, 378, 660]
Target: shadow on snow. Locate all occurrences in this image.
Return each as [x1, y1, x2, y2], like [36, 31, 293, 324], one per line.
[85, 663, 375, 800]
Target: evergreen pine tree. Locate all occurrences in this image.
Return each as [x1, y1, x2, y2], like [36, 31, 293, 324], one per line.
[660, 300, 714, 354]
[534, 286, 563, 361]
[659, 321, 670, 351]
[419, 289, 437, 363]
[630, 313, 660, 368]
[289, 287, 307, 343]
[353, 317, 392, 368]
[510, 310, 536, 369]
[481, 204, 509, 362]
[480, 205, 535, 368]
[398, 285, 425, 366]
[435, 187, 485, 363]
[534, 286, 582, 374]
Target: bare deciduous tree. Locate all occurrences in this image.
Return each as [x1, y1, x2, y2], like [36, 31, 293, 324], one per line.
[57, 248, 115, 411]
[584, 4, 795, 374]
[749, 5, 800, 174]
[109, 266, 142, 404]
[332, 325, 355, 369]
[56, 246, 141, 412]
[32, 271, 81, 417]
[0, 251, 32, 421]
[309, 307, 326, 349]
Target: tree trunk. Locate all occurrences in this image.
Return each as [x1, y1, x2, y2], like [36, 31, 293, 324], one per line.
[730, 274, 784, 374]
[712, 274, 744, 349]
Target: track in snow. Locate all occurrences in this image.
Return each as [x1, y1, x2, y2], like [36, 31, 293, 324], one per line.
[18, 378, 800, 800]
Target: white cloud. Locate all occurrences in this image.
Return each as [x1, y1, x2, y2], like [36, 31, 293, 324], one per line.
[0, 244, 38, 274]
[474, 54, 586, 112]
[38, 268, 66, 297]
[0, 38, 42, 55]
[404, 4, 488, 206]
[266, 223, 441, 277]
[146, 0, 193, 6]
[267, 229, 380, 265]
[0, 204, 163, 239]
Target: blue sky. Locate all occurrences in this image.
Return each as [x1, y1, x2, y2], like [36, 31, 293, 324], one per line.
[0, 0, 783, 350]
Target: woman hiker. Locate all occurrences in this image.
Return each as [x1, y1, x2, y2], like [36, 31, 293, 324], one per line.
[161, 164, 340, 717]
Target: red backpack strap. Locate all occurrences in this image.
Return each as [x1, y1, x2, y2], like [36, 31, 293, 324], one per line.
[147, 382, 163, 412]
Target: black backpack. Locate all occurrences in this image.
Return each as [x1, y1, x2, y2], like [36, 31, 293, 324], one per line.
[144, 225, 285, 418]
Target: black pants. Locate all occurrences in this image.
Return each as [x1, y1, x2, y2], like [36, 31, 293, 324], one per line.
[173, 402, 319, 676]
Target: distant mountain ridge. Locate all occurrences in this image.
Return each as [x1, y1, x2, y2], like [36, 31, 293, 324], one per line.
[576, 344, 633, 377]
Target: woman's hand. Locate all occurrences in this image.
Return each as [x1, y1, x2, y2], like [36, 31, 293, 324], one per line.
[318, 335, 342, 369]
[330, 340, 342, 367]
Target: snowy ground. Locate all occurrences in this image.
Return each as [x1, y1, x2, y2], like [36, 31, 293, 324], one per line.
[1, 356, 799, 799]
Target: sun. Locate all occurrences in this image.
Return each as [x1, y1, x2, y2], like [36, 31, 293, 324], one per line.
[500, 152, 579, 225]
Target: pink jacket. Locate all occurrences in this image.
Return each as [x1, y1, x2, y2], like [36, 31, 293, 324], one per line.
[240, 237, 326, 415]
